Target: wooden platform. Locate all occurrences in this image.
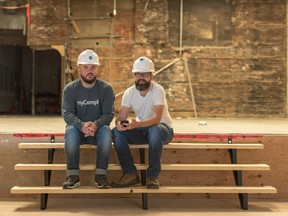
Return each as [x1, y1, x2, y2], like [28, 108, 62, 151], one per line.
[0, 116, 285, 212]
[11, 139, 276, 210]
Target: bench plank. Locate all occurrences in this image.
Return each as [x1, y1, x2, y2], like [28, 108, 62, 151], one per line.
[18, 143, 264, 149]
[14, 163, 270, 171]
[11, 186, 277, 194]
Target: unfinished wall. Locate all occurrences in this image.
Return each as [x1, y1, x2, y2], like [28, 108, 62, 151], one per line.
[0, 0, 286, 118]
[130, 0, 287, 118]
[28, 0, 67, 46]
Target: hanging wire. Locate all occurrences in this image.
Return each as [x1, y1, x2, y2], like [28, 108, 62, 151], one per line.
[184, 58, 198, 118]
[179, 0, 183, 58]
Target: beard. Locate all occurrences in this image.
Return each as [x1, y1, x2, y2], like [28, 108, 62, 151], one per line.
[135, 79, 150, 91]
[81, 73, 97, 84]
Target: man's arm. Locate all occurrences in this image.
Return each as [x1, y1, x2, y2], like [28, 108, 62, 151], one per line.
[94, 84, 115, 128]
[115, 106, 131, 130]
[62, 87, 84, 130]
[126, 105, 164, 130]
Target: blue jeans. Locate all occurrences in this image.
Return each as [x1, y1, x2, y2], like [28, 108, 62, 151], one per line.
[64, 125, 112, 176]
[112, 123, 174, 178]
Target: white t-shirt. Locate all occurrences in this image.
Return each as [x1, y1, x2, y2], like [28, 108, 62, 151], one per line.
[122, 81, 173, 128]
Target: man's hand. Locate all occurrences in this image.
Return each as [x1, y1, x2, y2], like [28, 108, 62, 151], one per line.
[116, 120, 128, 131]
[82, 121, 97, 137]
[116, 119, 138, 131]
[125, 119, 138, 130]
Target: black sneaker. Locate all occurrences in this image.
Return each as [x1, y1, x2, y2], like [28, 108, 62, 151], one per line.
[95, 174, 110, 189]
[63, 175, 80, 189]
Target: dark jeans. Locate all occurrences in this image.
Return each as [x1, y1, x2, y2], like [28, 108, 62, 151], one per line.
[112, 123, 174, 178]
[64, 125, 112, 176]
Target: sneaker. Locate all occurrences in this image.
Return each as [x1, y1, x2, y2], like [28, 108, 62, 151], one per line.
[95, 174, 110, 189]
[146, 177, 159, 189]
[63, 175, 80, 189]
[111, 174, 140, 188]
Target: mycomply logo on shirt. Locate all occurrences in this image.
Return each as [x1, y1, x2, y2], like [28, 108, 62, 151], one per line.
[77, 100, 99, 106]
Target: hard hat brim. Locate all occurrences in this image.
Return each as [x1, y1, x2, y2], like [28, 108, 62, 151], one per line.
[132, 69, 154, 73]
[77, 62, 100, 66]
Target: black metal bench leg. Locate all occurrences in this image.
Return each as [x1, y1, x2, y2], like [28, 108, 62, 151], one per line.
[140, 148, 148, 210]
[228, 138, 248, 210]
[239, 193, 248, 210]
[141, 169, 148, 210]
[40, 135, 55, 210]
[141, 192, 148, 210]
[40, 194, 48, 210]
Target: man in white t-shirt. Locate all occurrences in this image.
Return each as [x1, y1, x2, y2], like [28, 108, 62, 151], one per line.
[111, 57, 174, 189]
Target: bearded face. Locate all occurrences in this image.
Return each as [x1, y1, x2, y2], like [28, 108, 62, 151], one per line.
[135, 79, 151, 91]
[79, 64, 98, 85]
[81, 73, 96, 84]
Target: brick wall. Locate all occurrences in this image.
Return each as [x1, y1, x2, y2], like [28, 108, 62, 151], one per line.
[29, 0, 67, 46]
[25, 0, 287, 118]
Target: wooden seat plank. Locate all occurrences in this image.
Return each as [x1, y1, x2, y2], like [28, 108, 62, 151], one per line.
[14, 163, 270, 171]
[11, 186, 277, 194]
[18, 142, 264, 149]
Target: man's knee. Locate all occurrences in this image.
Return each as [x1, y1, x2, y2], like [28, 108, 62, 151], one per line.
[65, 126, 81, 142]
[65, 125, 79, 134]
[97, 125, 112, 145]
[98, 125, 111, 135]
[147, 125, 162, 145]
[149, 125, 162, 136]
[112, 127, 122, 140]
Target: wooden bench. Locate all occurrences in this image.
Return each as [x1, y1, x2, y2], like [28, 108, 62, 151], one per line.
[11, 135, 277, 210]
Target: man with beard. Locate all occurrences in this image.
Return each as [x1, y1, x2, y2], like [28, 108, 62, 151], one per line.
[62, 50, 115, 189]
[111, 57, 174, 189]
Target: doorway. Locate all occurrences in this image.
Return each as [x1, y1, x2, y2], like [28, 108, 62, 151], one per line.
[0, 45, 61, 115]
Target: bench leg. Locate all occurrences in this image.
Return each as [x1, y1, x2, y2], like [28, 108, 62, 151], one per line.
[228, 138, 248, 210]
[239, 193, 248, 210]
[142, 193, 148, 210]
[232, 170, 248, 210]
[139, 149, 148, 210]
[41, 136, 55, 210]
[40, 194, 48, 210]
[140, 169, 148, 210]
[39, 169, 52, 210]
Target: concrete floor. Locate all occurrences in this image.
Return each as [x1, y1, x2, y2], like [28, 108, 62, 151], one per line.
[1, 197, 288, 216]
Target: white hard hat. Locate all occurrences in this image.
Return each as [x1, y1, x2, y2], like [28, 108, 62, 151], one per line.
[77, 50, 100, 66]
[132, 57, 155, 73]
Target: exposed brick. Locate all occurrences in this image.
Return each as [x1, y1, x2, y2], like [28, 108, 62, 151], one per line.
[3, 0, 286, 117]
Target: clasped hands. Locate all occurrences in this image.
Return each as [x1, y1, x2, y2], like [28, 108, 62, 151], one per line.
[82, 121, 97, 137]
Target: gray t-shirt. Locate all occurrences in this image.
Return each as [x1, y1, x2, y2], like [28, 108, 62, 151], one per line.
[62, 79, 115, 130]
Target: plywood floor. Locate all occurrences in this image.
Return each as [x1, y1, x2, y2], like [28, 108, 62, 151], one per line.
[0, 115, 288, 135]
[1, 197, 288, 216]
